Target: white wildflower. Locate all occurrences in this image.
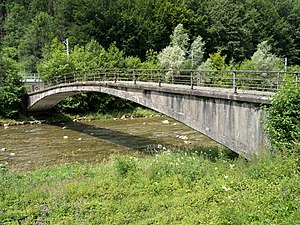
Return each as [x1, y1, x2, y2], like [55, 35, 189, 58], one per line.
[222, 186, 230, 191]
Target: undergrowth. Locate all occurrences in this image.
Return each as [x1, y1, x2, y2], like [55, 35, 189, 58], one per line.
[0, 147, 299, 224]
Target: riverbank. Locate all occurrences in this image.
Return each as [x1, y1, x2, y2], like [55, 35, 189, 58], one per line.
[1, 149, 299, 224]
[0, 107, 160, 126]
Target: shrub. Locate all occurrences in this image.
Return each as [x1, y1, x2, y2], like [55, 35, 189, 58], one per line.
[265, 80, 300, 150]
[0, 53, 23, 118]
[113, 155, 137, 177]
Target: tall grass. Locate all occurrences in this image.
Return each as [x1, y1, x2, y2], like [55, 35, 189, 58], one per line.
[1, 147, 299, 224]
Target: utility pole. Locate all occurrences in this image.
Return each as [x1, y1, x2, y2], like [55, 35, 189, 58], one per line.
[285, 53, 300, 72]
[284, 56, 288, 72]
[63, 38, 69, 57]
[191, 49, 194, 69]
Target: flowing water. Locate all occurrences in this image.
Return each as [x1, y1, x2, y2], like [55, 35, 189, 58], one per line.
[0, 116, 218, 171]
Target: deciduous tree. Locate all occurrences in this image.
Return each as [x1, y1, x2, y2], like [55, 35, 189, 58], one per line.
[0, 50, 23, 118]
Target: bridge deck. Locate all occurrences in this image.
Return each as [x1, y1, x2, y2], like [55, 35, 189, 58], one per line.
[28, 80, 273, 105]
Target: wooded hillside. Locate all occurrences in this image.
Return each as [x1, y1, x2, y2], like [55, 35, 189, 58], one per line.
[1, 0, 300, 72]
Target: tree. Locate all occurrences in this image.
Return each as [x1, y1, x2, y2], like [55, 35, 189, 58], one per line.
[140, 49, 159, 69]
[2, 3, 30, 49]
[170, 23, 189, 53]
[19, 12, 55, 72]
[199, 50, 227, 71]
[197, 50, 230, 86]
[37, 38, 73, 81]
[239, 40, 283, 72]
[158, 24, 205, 70]
[250, 0, 298, 61]
[0, 50, 23, 118]
[37, 39, 138, 113]
[250, 41, 281, 71]
[158, 45, 185, 70]
[202, 0, 256, 61]
[104, 43, 126, 68]
[71, 40, 106, 71]
[187, 36, 205, 69]
[0, 1, 7, 41]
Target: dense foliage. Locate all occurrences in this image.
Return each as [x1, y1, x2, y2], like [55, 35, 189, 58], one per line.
[1, 149, 299, 224]
[0, 49, 23, 118]
[1, 0, 300, 72]
[265, 80, 300, 150]
[37, 39, 154, 113]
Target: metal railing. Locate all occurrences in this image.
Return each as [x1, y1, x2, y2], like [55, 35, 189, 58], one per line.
[22, 72, 41, 83]
[28, 68, 299, 94]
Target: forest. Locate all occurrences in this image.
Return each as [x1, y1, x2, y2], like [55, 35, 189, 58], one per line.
[1, 0, 300, 118]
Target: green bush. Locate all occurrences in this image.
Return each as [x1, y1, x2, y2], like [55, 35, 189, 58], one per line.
[0, 53, 23, 118]
[265, 80, 300, 150]
[113, 155, 137, 177]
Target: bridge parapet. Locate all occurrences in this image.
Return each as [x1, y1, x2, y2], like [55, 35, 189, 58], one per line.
[28, 68, 299, 94]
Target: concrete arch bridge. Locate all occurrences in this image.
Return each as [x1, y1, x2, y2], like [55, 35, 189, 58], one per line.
[26, 68, 299, 158]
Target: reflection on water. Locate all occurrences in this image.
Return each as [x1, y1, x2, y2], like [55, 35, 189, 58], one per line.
[0, 116, 218, 171]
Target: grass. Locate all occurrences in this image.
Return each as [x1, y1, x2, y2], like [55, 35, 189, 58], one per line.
[1, 147, 299, 224]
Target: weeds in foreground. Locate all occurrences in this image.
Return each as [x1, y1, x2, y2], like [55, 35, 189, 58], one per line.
[0, 148, 299, 224]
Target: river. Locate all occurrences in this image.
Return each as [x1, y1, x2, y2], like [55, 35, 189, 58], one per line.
[0, 116, 218, 171]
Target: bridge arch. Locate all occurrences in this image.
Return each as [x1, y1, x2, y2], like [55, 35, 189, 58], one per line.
[28, 81, 269, 158]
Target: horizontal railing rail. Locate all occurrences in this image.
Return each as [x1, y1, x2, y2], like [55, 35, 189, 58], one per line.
[28, 68, 299, 94]
[22, 72, 41, 83]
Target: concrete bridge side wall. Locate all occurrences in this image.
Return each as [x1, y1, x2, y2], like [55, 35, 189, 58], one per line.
[28, 84, 268, 158]
[110, 87, 267, 158]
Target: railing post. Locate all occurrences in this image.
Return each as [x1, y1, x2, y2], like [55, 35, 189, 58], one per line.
[172, 70, 174, 84]
[233, 71, 237, 94]
[159, 69, 162, 87]
[133, 70, 137, 84]
[190, 70, 194, 89]
[296, 73, 299, 88]
[64, 75, 67, 84]
[199, 72, 202, 86]
[277, 72, 280, 90]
